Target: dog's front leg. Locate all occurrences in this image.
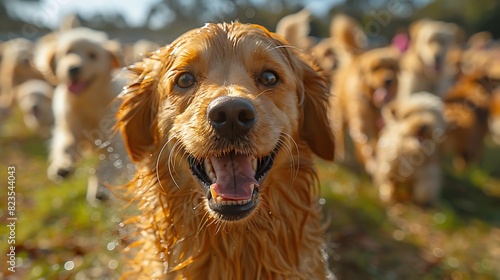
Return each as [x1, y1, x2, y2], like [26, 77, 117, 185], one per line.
[47, 126, 80, 183]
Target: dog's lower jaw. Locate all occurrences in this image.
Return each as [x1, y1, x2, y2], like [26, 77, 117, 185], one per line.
[126, 155, 332, 279]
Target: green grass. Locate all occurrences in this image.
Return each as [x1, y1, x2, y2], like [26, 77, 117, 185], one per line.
[1, 109, 500, 279]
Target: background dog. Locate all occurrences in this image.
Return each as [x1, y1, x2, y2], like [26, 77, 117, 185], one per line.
[0, 38, 44, 120]
[117, 22, 335, 279]
[374, 92, 446, 205]
[444, 47, 500, 169]
[14, 79, 54, 137]
[331, 27, 400, 173]
[36, 27, 130, 205]
[398, 19, 460, 98]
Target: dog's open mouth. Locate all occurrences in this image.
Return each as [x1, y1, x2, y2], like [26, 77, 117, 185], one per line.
[188, 149, 276, 221]
[68, 77, 94, 94]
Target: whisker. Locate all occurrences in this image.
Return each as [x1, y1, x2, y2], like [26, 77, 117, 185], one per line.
[156, 137, 175, 191]
[281, 132, 300, 183]
[255, 88, 273, 99]
[167, 140, 182, 189]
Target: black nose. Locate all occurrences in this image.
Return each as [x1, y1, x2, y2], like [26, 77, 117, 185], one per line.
[68, 66, 81, 78]
[207, 96, 256, 140]
[384, 77, 394, 87]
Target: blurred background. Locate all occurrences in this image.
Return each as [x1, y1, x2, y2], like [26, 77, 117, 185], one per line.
[1, 0, 500, 45]
[0, 0, 500, 279]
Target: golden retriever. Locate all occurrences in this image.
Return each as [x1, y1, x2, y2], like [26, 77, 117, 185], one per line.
[444, 47, 500, 169]
[0, 38, 44, 119]
[332, 46, 400, 173]
[117, 22, 335, 279]
[38, 27, 130, 204]
[398, 19, 459, 98]
[374, 92, 446, 205]
[15, 79, 54, 137]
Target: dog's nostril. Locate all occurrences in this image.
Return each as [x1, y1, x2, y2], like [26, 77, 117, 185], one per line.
[238, 108, 255, 124]
[211, 111, 228, 125]
[68, 66, 80, 78]
[384, 78, 393, 87]
[208, 96, 256, 139]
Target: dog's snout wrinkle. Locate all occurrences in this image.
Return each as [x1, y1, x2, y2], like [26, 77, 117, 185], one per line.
[207, 96, 256, 139]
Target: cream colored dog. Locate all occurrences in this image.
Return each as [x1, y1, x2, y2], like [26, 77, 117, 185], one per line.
[398, 19, 459, 98]
[37, 27, 130, 204]
[15, 79, 54, 137]
[0, 38, 44, 119]
[374, 92, 446, 205]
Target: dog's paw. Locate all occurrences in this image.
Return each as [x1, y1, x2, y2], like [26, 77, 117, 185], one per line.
[47, 162, 75, 183]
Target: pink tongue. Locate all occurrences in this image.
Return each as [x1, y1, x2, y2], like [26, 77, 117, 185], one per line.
[68, 82, 87, 94]
[210, 155, 258, 200]
[373, 88, 390, 107]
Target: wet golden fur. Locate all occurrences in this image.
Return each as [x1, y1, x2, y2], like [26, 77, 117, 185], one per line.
[117, 22, 335, 279]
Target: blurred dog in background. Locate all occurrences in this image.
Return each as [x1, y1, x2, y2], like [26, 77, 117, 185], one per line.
[374, 92, 446, 205]
[36, 27, 130, 205]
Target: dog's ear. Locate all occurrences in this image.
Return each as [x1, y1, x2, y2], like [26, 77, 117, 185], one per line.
[117, 60, 159, 162]
[33, 36, 58, 85]
[296, 54, 336, 161]
[408, 19, 429, 46]
[104, 39, 124, 69]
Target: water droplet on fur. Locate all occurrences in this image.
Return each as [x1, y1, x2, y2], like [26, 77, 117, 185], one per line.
[107, 147, 114, 152]
[95, 139, 102, 146]
[268, 211, 272, 215]
[319, 198, 326, 205]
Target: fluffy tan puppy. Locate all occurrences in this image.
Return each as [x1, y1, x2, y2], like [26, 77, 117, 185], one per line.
[37, 27, 130, 204]
[374, 92, 446, 205]
[0, 38, 44, 118]
[398, 19, 460, 98]
[333, 47, 400, 173]
[15, 79, 54, 137]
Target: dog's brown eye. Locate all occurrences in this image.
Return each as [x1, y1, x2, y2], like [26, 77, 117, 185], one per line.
[176, 72, 195, 89]
[259, 71, 279, 87]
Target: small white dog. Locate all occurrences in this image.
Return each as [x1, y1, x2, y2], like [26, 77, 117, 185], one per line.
[374, 92, 446, 205]
[36, 27, 132, 204]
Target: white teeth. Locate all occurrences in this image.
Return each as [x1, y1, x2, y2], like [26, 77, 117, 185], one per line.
[204, 159, 214, 173]
[213, 197, 251, 206]
[250, 184, 255, 193]
[204, 159, 217, 183]
[252, 158, 257, 171]
[209, 172, 217, 183]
